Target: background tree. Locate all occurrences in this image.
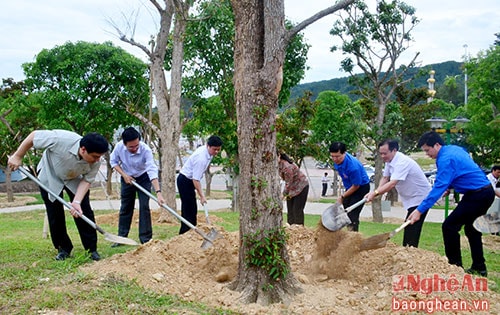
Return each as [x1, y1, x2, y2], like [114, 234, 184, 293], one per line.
[330, 0, 420, 222]
[0, 79, 41, 201]
[309, 90, 363, 152]
[464, 44, 500, 166]
[276, 91, 318, 166]
[114, 0, 192, 211]
[394, 83, 439, 152]
[229, 0, 354, 305]
[22, 41, 148, 194]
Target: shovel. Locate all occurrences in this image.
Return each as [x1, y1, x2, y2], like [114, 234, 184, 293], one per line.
[18, 167, 139, 246]
[473, 213, 500, 234]
[321, 198, 366, 231]
[203, 202, 220, 241]
[130, 181, 217, 249]
[360, 220, 411, 250]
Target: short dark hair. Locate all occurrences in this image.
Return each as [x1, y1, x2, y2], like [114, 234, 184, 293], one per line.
[379, 139, 399, 151]
[329, 142, 346, 154]
[207, 135, 223, 147]
[417, 131, 445, 148]
[279, 152, 294, 164]
[122, 127, 141, 144]
[492, 165, 500, 172]
[80, 132, 109, 153]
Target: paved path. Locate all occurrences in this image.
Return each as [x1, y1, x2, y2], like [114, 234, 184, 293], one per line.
[0, 198, 446, 223]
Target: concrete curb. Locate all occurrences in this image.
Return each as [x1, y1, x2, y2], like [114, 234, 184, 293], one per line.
[0, 198, 445, 223]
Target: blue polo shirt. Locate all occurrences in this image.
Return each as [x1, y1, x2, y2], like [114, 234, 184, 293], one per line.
[417, 145, 490, 213]
[333, 152, 370, 190]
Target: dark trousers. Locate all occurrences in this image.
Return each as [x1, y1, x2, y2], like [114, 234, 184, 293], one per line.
[118, 173, 152, 244]
[40, 186, 97, 253]
[322, 183, 328, 196]
[403, 206, 428, 247]
[442, 186, 494, 269]
[343, 183, 370, 231]
[177, 173, 197, 234]
[286, 185, 309, 225]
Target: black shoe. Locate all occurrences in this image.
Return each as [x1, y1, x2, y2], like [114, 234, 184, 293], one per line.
[465, 267, 487, 277]
[111, 243, 122, 248]
[55, 250, 70, 261]
[90, 251, 101, 261]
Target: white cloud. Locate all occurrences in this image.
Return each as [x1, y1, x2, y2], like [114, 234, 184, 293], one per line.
[1, 0, 499, 84]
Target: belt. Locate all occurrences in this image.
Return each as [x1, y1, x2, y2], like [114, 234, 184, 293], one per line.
[468, 184, 492, 193]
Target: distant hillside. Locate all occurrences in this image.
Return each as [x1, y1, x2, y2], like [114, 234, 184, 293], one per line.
[289, 60, 463, 102]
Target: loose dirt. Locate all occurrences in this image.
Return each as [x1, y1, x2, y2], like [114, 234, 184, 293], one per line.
[82, 215, 500, 314]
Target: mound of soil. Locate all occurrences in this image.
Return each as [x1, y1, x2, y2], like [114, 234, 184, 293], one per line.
[83, 218, 500, 314]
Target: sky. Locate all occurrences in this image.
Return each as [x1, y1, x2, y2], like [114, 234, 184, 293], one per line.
[1, 0, 499, 84]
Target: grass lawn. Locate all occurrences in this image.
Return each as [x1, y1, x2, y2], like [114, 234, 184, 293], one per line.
[0, 203, 498, 313]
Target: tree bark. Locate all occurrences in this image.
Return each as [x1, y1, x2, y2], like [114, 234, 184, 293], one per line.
[229, 0, 354, 305]
[229, 0, 301, 305]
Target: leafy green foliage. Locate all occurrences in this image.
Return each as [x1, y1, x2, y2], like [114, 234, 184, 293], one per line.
[276, 92, 319, 164]
[308, 90, 363, 157]
[464, 45, 500, 166]
[0, 79, 42, 167]
[22, 41, 148, 139]
[243, 227, 289, 281]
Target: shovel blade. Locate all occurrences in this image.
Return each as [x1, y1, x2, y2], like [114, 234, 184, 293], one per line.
[200, 229, 220, 249]
[321, 203, 352, 231]
[104, 233, 139, 246]
[360, 233, 390, 251]
[473, 213, 500, 233]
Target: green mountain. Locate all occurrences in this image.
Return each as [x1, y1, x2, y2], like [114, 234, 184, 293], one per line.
[289, 60, 464, 102]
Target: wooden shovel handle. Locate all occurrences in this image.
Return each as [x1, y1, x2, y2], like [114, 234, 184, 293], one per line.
[395, 220, 412, 233]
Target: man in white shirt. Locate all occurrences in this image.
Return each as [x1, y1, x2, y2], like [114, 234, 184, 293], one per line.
[110, 127, 164, 245]
[365, 139, 431, 247]
[486, 165, 500, 198]
[176, 135, 222, 234]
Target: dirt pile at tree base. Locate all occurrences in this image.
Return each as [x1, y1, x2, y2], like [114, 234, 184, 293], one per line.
[83, 219, 500, 314]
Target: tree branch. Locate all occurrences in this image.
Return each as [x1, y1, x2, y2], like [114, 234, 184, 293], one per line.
[285, 0, 355, 44]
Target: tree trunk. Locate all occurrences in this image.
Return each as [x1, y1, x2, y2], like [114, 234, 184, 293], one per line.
[229, 0, 301, 305]
[204, 168, 213, 197]
[153, 3, 185, 211]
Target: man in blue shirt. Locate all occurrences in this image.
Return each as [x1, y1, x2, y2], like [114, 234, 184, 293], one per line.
[329, 142, 370, 231]
[177, 135, 222, 234]
[110, 127, 164, 245]
[408, 131, 495, 277]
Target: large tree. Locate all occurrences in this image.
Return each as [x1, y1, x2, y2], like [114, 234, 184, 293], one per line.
[229, 0, 354, 305]
[330, 0, 420, 222]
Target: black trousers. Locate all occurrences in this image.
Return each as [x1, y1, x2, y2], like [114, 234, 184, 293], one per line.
[343, 183, 370, 231]
[442, 186, 494, 269]
[286, 185, 309, 225]
[117, 172, 152, 244]
[322, 183, 328, 196]
[177, 173, 197, 234]
[403, 206, 428, 247]
[40, 186, 97, 253]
